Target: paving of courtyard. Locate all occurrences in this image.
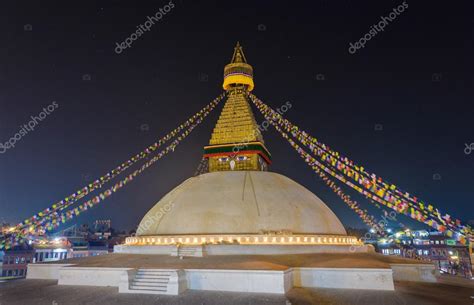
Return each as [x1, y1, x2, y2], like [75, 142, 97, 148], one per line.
[42, 252, 423, 269]
[0, 278, 472, 305]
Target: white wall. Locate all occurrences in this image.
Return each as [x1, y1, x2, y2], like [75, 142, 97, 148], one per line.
[185, 269, 291, 294]
[27, 262, 439, 293]
[292, 267, 395, 291]
[115, 244, 371, 255]
[390, 263, 438, 282]
[58, 267, 132, 287]
[114, 244, 176, 254]
[26, 264, 74, 280]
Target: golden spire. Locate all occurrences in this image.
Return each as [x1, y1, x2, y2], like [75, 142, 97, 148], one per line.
[230, 42, 247, 63]
[204, 43, 271, 172]
[223, 42, 254, 91]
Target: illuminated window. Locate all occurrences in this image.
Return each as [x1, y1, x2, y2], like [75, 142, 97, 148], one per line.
[237, 156, 248, 161]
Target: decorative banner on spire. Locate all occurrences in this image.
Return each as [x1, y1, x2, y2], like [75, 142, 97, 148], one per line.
[254, 106, 385, 234]
[1, 93, 225, 250]
[249, 93, 471, 243]
[17, 93, 225, 229]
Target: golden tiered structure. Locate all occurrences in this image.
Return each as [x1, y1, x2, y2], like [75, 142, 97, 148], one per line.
[204, 42, 271, 172]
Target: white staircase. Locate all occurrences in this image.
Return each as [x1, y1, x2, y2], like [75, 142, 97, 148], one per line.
[119, 269, 186, 295]
[130, 269, 171, 293]
[171, 245, 204, 257]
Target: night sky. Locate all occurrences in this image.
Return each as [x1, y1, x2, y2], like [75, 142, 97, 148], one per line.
[0, 1, 473, 232]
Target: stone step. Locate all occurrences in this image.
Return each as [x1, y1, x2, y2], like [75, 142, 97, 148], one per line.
[136, 276, 170, 280]
[134, 277, 169, 281]
[133, 279, 169, 284]
[133, 278, 167, 283]
[130, 285, 167, 291]
[132, 281, 168, 287]
[120, 269, 184, 295]
[135, 275, 170, 278]
[137, 269, 171, 274]
[178, 248, 200, 255]
[126, 288, 169, 295]
[136, 272, 171, 276]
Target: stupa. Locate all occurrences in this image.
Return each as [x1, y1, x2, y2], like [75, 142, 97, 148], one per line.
[116, 43, 362, 256]
[28, 44, 436, 295]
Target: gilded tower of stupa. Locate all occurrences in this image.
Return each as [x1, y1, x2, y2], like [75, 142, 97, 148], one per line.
[203, 42, 271, 172]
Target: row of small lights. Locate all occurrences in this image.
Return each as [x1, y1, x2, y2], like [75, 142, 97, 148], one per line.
[125, 235, 360, 246]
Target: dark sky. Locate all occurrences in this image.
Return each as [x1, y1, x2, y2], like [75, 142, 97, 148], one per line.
[0, 0, 473, 232]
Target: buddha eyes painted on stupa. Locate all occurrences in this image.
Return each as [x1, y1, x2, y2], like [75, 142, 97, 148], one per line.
[218, 156, 249, 163]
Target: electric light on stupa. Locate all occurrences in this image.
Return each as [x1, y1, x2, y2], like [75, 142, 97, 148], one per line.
[122, 43, 361, 254]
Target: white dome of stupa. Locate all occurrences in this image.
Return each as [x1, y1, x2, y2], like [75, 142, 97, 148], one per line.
[137, 171, 347, 236]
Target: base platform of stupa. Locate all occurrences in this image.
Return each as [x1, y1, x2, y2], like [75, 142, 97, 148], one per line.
[26, 252, 438, 294]
[114, 237, 367, 256]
